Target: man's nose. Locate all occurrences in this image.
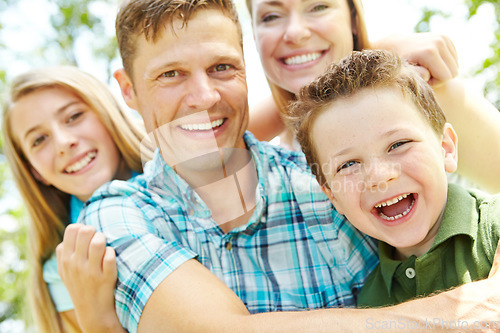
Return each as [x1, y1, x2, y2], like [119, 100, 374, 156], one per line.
[184, 71, 221, 110]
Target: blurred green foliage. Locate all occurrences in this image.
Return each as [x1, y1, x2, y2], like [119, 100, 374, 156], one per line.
[415, 0, 500, 108]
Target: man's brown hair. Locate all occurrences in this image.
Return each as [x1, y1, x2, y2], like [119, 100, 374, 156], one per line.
[287, 49, 447, 188]
[116, 0, 242, 79]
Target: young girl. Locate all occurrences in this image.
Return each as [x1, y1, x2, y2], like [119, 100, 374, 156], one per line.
[2, 66, 152, 333]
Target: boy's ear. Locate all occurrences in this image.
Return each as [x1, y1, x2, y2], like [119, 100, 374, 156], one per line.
[31, 167, 51, 186]
[441, 122, 458, 173]
[114, 68, 139, 112]
[320, 184, 344, 215]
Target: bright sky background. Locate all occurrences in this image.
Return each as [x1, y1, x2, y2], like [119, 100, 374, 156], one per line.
[0, 0, 496, 104]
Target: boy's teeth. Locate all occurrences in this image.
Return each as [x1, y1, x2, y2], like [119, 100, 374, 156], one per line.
[284, 52, 321, 65]
[378, 199, 414, 221]
[375, 193, 410, 208]
[65, 151, 96, 173]
[375, 194, 415, 221]
[179, 119, 224, 131]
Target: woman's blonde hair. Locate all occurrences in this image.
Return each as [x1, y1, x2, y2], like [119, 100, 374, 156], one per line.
[246, 0, 371, 115]
[2, 66, 152, 333]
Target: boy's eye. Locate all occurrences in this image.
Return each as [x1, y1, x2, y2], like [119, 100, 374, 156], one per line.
[389, 140, 409, 151]
[161, 70, 179, 78]
[337, 160, 358, 172]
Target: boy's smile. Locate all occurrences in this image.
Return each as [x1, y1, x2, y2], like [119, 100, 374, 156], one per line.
[315, 86, 458, 259]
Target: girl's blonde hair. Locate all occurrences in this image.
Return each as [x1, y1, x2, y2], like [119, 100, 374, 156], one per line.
[246, 0, 371, 115]
[2, 66, 152, 333]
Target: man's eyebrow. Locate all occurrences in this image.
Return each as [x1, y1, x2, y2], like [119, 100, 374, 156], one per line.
[23, 100, 81, 141]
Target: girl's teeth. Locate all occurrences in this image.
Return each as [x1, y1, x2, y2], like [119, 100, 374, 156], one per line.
[180, 119, 224, 131]
[65, 151, 96, 173]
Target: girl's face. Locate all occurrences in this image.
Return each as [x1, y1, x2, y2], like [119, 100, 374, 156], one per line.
[10, 87, 129, 201]
[251, 0, 354, 95]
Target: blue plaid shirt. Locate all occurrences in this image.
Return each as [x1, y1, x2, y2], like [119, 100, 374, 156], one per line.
[81, 132, 378, 332]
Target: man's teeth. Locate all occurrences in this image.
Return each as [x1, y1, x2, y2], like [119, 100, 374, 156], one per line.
[65, 151, 96, 173]
[375, 193, 410, 208]
[284, 52, 321, 65]
[179, 119, 224, 131]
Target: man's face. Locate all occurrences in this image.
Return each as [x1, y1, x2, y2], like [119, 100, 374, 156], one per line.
[118, 9, 249, 170]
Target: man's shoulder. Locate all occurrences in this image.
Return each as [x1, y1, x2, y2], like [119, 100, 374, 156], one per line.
[244, 131, 310, 173]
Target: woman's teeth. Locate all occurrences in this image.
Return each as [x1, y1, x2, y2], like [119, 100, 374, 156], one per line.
[65, 151, 96, 173]
[284, 52, 321, 65]
[179, 119, 224, 131]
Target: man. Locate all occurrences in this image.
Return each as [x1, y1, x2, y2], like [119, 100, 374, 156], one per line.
[59, 0, 500, 332]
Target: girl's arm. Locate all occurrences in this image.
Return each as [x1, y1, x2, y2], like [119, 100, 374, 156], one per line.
[57, 224, 126, 333]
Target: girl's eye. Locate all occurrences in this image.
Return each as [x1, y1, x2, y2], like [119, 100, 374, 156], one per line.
[67, 111, 83, 123]
[32, 135, 46, 148]
[162, 70, 179, 78]
[311, 4, 328, 12]
[389, 140, 409, 151]
[337, 160, 358, 172]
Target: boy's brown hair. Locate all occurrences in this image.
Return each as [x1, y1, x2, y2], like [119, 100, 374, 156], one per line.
[287, 49, 446, 188]
[116, 0, 242, 79]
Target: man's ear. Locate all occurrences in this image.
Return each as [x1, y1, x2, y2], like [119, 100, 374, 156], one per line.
[441, 122, 458, 173]
[114, 68, 138, 111]
[320, 184, 343, 215]
[31, 167, 51, 186]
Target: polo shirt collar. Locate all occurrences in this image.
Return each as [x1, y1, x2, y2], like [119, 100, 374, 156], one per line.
[377, 183, 477, 295]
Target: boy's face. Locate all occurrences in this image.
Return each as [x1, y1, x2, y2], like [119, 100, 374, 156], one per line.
[314, 87, 457, 257]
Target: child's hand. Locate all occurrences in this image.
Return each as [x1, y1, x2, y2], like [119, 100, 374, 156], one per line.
[57, 224, 125, 332]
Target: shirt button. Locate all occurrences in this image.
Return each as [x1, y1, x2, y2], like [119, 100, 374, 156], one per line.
[405, 267, 416, 279]
[225, 242, 232, 250]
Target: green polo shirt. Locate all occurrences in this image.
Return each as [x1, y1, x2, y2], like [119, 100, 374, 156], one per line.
[357, 183, 500, 308]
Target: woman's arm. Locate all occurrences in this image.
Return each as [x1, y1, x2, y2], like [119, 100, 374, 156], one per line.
[57, 224, 126, 333]
[371, 32, 459, 86]
[248, 96, 286, 142]
[433, 78, 500, 193]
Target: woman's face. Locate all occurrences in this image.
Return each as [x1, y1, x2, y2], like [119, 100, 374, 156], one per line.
[10, 87, 128, 201]
[251, 0, 354, 95]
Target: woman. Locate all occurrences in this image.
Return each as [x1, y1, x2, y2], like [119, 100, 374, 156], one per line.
[246, 0, 500, 193]
[2, 66, 152, 332]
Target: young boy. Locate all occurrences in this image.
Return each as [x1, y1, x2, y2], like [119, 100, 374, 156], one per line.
[287, 49, 500, 307]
